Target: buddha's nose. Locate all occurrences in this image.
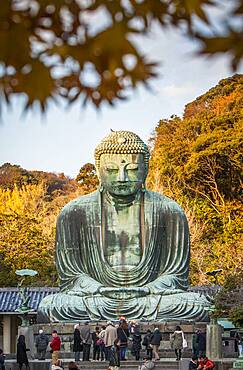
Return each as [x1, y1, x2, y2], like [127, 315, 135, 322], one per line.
[118, 167, 128, 182]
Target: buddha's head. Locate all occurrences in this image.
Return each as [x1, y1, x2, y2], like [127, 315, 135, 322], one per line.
[95, 131, 150, 197]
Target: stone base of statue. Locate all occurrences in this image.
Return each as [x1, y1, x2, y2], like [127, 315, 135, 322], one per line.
[206, 322, 223, 360]
[18, 325, 35, 359]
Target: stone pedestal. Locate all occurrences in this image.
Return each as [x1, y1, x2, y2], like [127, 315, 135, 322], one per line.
[18, 326, 35, 359]
[206, 323, 223, 360]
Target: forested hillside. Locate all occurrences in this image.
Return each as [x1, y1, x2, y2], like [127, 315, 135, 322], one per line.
[0, 75, 242, 287]
[147, 74, 243, 285]
[0, 163, 97, 286]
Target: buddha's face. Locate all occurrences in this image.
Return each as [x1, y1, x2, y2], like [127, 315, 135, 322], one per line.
[98, 153, 146, 196]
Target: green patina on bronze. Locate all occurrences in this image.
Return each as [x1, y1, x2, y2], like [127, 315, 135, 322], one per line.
[38, 131, 211, 322]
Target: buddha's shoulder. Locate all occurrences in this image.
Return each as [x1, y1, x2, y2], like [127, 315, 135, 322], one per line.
[145, 190, 184, 213]
[59, 190, 99, 216]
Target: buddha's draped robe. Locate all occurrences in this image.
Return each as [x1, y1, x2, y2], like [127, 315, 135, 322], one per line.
[38, 190, 210, 322]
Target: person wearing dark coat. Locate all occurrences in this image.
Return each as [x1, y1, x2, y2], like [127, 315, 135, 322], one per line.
[197, 330, 206, 357]
[142, 329, 153, 360]
[150, 328, 162, 361]
[0, 349, 6, 370]
[35, 329, 49, 360]
[131, 331, 142, 361]
[73, 324, 82, 362]
[17, 335, 30, 370]
[117, 320, 129, 361]
[192, 331, 199, 356]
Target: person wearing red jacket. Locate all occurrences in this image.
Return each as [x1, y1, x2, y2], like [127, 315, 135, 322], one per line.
[50, 330, 61, 364]
[198, 356, 215, 369]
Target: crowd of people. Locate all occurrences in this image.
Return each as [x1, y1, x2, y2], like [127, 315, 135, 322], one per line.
[2, 318, 240, 370]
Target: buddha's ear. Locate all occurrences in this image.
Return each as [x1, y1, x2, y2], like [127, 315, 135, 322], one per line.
[95, 163, 101, 181]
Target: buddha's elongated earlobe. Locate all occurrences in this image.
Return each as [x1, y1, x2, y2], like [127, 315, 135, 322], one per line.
[99, 185, 104, 193]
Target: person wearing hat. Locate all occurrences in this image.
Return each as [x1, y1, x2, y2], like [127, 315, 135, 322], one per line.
[35, 329, 49, 360]
[104, 322, 117, 362]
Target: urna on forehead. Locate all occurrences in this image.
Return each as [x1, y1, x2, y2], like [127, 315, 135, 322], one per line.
[94, 130, 150, 170]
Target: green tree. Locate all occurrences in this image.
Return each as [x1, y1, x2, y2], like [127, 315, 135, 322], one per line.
[213, 271, 243, 327]
[0, 0, 242, 111]
[0, 163, 78, 198]
[147, 74, 243, 285]
[76, 163, 99, 194]
[0, 163, 38, 189]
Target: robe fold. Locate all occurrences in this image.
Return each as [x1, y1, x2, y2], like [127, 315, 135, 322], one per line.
[38, 190, 210, 322]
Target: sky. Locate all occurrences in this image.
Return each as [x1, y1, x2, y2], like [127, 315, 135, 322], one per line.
[0, 24, 242, 178]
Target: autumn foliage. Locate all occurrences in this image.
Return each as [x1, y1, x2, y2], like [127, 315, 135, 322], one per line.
[147, 74, 243, 286]
[0, 75, 242, 288]
[0, 0, 242, 111]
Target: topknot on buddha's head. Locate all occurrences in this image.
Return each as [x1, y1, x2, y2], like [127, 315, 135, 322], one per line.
[94, 130, 150, 172]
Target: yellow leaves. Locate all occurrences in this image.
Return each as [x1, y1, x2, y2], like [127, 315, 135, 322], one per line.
[0, 183, 58, 285]
[0, 181, 81, 286]
[0, 183, 46, 217]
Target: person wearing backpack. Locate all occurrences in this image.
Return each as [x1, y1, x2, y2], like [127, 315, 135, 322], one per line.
[35, 329, 49, 360]
[98, 325, 106, 361]
[117, 320, 129, 361]
[150, 327, 162, 361]
[142, 329, 153, 360]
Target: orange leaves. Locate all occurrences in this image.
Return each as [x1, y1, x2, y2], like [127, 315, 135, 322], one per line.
[0, 0, 242, 112]
[14, 60, 57, 111]
[197, 30, 243, 71]
[147, 75, 242, 285]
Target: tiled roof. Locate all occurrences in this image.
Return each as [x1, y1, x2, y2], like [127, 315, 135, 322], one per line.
[0, 287, 59, 313]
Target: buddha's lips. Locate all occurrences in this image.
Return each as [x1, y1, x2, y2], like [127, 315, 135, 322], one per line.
[111, 182, 138, 188]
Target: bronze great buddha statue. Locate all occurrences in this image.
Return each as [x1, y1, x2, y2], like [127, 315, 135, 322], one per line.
[38, 131, 210, 322]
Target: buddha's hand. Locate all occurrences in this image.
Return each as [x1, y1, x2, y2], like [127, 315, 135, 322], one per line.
[99, 286, 150, 299]
[161, 288, 185, 295]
